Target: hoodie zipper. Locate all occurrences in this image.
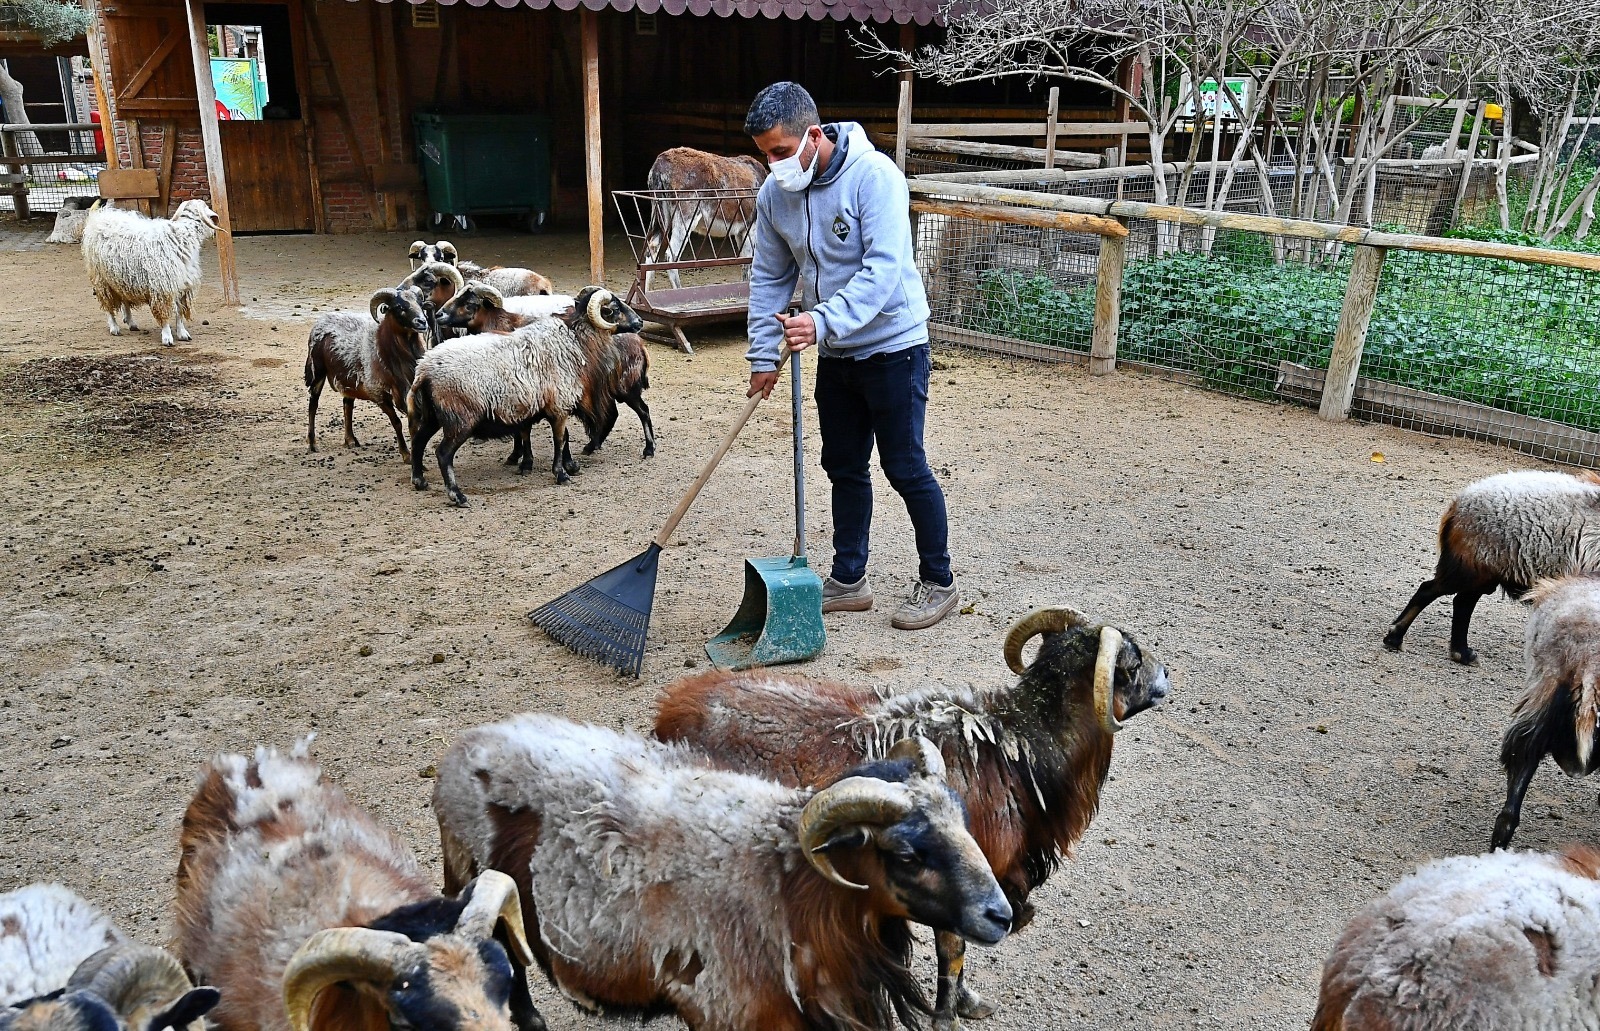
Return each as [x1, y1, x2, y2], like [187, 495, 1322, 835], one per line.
[804, 187, 822, 350]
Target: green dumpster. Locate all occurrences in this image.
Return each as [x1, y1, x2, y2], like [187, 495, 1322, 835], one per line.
[413, 111, 551, 232]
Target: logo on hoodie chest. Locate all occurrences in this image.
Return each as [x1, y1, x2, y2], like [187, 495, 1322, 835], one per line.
[831, 215, 851, 243]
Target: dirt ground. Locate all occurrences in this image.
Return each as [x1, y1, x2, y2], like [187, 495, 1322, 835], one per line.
[0, 224, 1580, 1029]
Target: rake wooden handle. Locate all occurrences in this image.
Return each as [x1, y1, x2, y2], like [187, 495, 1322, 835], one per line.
[654, 347, 790, 548]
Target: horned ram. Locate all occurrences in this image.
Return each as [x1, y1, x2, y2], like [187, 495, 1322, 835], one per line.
[654, 606, 1170, 1030]
[173, 740, 542, 1031]
[433, 721, 1012, 1031]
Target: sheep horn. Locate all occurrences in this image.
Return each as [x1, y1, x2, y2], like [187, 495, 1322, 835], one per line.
[438, 241, 458, 264]
[475, 283, 506, 308]
[453, 870, 533, 966]
[1093, 626, 1125, 734]
[408, 240, 427, 261]
[67, 944, 196, 1031]
[283, 928, 421, 1031]
[585, 289, 618, 331]
[885, 736, 946, 780]
[1003, 606, 1092, 674]
[427, 261, 464, 292]
[798, 776, 914, 891]
[370, 289, 397, 323]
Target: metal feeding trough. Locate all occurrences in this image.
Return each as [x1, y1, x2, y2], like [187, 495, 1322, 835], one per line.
[612, 187, 759, 354]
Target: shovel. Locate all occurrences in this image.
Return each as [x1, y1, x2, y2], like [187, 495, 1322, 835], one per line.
[705, 333, 826, 671]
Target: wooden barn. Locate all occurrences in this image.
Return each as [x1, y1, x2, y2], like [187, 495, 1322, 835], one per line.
[81, 0, 1130, 241]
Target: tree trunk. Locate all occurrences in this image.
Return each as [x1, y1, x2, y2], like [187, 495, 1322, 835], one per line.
[0, 61, 39, 157]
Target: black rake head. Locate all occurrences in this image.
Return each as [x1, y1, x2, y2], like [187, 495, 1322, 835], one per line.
[529, 544, 661, 678]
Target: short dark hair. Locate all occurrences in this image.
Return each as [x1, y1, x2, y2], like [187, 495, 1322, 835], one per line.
[745, 82, 820, 138]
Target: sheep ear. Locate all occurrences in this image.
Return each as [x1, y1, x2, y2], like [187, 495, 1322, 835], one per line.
[145, 988, 221, 1031]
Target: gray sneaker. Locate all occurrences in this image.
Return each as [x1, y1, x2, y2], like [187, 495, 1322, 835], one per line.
[891, 579, 960, 630]
[822, 575, 874, 613]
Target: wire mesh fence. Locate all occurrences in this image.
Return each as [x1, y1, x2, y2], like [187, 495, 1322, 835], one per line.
[913, 176, 1600, 468]
[1, 123, 103, 216]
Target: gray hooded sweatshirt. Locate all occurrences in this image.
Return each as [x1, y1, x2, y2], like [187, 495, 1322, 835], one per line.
[745, 121, 930, 372]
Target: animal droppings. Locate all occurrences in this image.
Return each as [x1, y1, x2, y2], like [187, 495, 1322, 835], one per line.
[358, 644, 374, 657]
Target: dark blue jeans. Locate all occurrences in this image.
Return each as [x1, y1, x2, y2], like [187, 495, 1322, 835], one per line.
[813, 342, 952, 588]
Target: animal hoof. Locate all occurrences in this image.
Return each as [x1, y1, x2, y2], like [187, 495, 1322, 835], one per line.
[565, 463, 581, 476]
[1381, 632, 1403, 652]
[516, 466, 531, 476]
[1451, 647, 1479, 666]
[448, 494, 469, 508]
[931, 1014, 962, 1031]
[957, 991, 996, 1021]
[554, 472, 571, 485]
[642, 447, 656, 459]
[412, 478, 428, 491]
[582, 443, 600, 455]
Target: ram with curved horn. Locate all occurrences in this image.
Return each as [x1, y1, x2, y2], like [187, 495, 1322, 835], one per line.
[410, 285, 646, 502]
[399, 261, 466, 347]
[173, 740, 544, 1031]
[653, 606, 1171, 1031]
[305, 282, 433, 457]
[2, 884, 218, 1031]
[432, 715, 1011, 1031]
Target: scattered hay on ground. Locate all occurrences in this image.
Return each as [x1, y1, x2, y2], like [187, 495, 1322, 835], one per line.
[0, 353, 217, 402]
[61, 398, 231, 444]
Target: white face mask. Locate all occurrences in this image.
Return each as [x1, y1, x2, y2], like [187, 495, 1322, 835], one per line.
[770, 127, 821, 192]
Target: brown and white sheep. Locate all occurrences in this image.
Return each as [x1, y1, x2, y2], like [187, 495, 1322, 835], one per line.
[304, 284, 432, 456]
[408, 287, 645, 502]
[1312, 845, 1600, 1030]
[1493, 572, 1600, 848]
[1385, 469, 1600, 665]
[433, 718, 1011, 1031]
[173, 740, 542, 1031]
[436, 284, 656, 461]
[654, 606, 1170, 1030]
[642, 148, 765, 291]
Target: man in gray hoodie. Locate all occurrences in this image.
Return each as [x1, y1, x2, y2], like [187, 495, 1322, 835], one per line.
[743, 81, 958, 631]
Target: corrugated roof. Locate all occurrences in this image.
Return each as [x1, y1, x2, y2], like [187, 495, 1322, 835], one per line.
[372, 0, 947, 25]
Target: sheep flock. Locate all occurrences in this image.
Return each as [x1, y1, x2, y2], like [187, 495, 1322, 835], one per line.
[42, 202, 1600, 1030]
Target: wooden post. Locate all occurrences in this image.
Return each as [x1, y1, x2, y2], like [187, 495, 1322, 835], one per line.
[1449, 100, 1486, 228]
[1319, 244, 1387, 420]
[581, 8, 604, 285]
[1090, 218, 1129, 376]
[83, 16, 119, 171]
[1043, 86, 1059, 170]
[184, 0, 240, 304]
[894, 78, 912, 172]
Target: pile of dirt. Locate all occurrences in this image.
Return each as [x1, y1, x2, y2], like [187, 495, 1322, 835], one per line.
[0, 352, 216, 402]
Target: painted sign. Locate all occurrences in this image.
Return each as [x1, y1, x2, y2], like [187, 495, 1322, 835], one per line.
[210, 57, 264, 121]
[1181, 76, 1255, 119]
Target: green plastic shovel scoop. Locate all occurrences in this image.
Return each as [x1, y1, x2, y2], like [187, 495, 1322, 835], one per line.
[705, 342, 826, 670]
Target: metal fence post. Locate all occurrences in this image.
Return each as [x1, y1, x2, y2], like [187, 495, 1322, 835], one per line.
[1319, 243, 1388, 420]
[1090, 217, 1129, 375]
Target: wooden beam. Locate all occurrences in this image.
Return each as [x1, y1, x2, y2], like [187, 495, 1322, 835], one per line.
[1450, 99, 1486, 228]
[903, 136, 1099, 168]
[1319, 245, 1387, 421]
[116, 24, 181, 107]
[184, 0, 239, 304]
[125, 116, 148, 215]
[581, 7, 603, 285]
[909, 120, 1147, 139]
[1043, 87, 1059, 170]
[894, 78, 911, 172]
[910, 198, 1127, 237]
[1090, 219, 1128, 375]
[156, 119, 175, 213]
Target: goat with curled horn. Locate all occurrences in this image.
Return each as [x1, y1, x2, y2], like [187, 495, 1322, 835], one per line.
[173, 740, 544, 1031]
[654, 605, 1171, 1030]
